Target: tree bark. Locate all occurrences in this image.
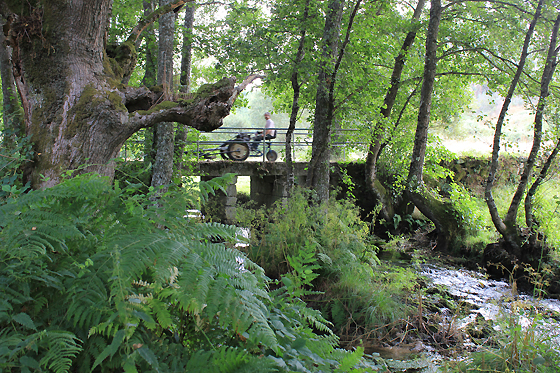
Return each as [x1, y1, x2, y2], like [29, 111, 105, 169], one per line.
[0, 13, 24, 149]
[306, 0, 345, 201]
[286, 0, 311, 196]
[365, 0, 425, 222]
[405, 0, 463, 251]
[484, 0, 544, 249]
[3, 0, 246, 190]
[151, 0, 177, 193]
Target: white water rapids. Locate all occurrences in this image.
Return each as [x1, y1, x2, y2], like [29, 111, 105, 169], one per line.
[420, 264, 560, 348]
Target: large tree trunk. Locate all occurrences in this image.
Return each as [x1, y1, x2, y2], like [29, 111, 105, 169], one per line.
[365, 0, 425, 222]
[306, 0, 346, 201]
[2, 0, 248, 190]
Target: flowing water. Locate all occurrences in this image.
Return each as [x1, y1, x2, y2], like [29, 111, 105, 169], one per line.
[415, 264, 560, 371]
[420, 264, 560, 333]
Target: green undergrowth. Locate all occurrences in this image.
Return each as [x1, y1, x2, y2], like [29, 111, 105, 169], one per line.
[447, 174, 560, 256]
[446, 301, 560, 372]
[0, 174, 385, 372]
[236, 190, 420, 339]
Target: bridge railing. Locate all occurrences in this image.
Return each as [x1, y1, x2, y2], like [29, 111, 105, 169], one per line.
[119, 127, 362, 162]
[188, 127, 361, 162]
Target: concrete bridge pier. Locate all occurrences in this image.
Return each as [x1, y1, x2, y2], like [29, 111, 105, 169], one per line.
[201, 174, 288, 224]
[198, 162, 309, 224]
[201, 175, 238, 224]
[250, 174, 288, 207]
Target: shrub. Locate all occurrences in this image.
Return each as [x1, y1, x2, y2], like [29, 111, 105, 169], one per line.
[237, 189, 418, 337]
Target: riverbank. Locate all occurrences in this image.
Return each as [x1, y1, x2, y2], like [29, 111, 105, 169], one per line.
[367, 239, 560, 372]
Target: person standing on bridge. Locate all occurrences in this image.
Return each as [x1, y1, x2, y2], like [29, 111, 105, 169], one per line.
[251, 112, 276, 150]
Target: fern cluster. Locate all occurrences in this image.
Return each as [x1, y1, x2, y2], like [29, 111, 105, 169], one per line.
[237, 189, 419, 337]
[0, 173, 381, 372]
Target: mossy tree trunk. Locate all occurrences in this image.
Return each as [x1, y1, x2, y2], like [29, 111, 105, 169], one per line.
[2, 0, 251, 190]
[0, 11, 24, 149]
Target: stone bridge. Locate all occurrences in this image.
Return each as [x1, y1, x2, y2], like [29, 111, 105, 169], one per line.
[195, 161, 376, 223]
[196, 161, 308, 223]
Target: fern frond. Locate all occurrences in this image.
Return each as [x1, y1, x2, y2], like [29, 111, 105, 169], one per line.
[185, 346, 278, 373]
[91, 329, 125, 371]
[39, 330, 82, 373]
[66, 274, 108, 329]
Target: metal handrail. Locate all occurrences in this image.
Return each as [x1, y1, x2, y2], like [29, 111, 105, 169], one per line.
[120, 127, 363, 162]
[187, 127, 361, 162]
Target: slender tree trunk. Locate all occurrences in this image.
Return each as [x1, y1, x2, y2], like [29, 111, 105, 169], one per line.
[142, 0, 158, 169]
[405, 0, 464, 251]
[485, 0, 544, 250]
[286, 0, 311, 196]
[179, 3, 195, 92]
[151, 0, 176, 192]
[141, 0, 158, 88]
[174, 3, 196, 178]
[307, 0, 361, 201]
[525, 137, 560, 246]
[306, 0, 345, 201]
[407, 0, 440, 185]
[365, 0, 425, 221]
[506, 11, 560, 226]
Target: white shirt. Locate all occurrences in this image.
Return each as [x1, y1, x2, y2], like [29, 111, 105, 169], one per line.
[265, 118, 275, 135]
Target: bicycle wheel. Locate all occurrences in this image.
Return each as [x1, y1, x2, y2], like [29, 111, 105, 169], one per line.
[266, 150, 278, 162]
[227, 142, 250, 161]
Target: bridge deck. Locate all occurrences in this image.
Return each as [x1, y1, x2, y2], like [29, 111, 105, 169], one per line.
[195, 161, 311, 177]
